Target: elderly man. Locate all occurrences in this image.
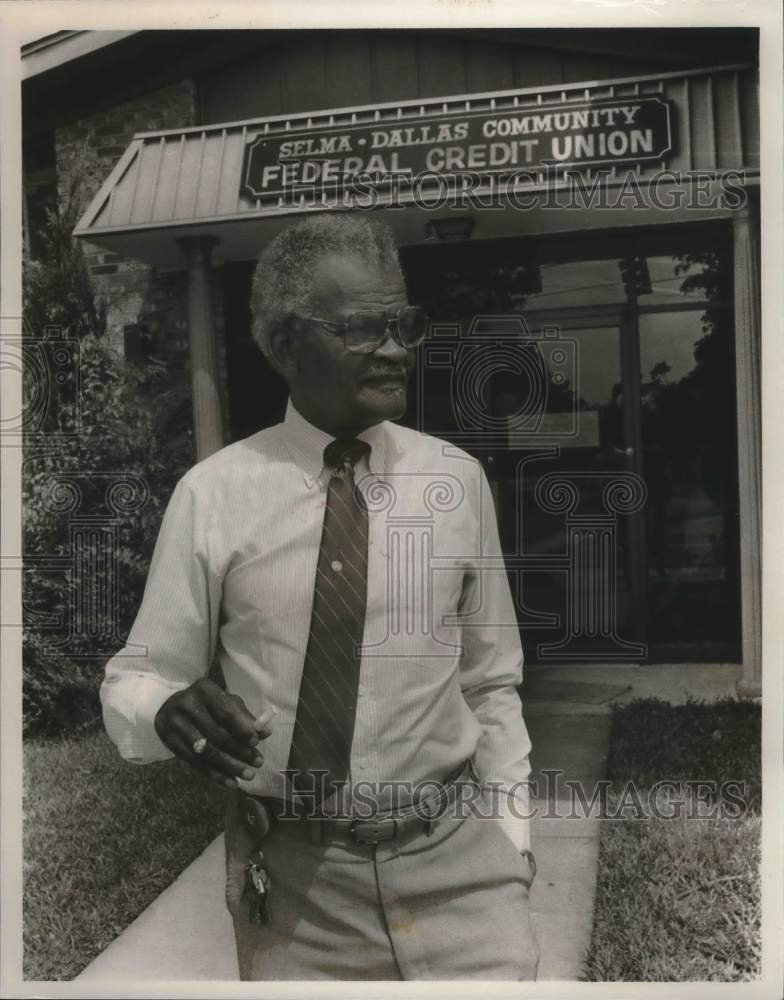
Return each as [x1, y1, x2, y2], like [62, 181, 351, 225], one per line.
[101, 213, 538, 981]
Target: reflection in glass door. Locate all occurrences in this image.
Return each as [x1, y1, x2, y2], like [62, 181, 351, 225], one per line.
[638, 307, 740, 653]
[488, 312, 647, 661]
[402, 225, 741, 663]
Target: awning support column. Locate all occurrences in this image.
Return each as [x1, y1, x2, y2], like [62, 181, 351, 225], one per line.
[733, 202, 762, 698]
[178, 236, 224, 461]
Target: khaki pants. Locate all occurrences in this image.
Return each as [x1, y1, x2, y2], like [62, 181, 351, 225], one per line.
[225, 787, 540, 981]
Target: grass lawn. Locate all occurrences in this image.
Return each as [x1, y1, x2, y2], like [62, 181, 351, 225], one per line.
[24, 698, 763, 982]
[582, 698, 761, 982]
[24, 729, 228, 981]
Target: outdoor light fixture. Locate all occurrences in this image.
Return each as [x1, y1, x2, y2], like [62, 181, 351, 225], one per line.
[424, 217, 476, 241]
[619, 255, 652, 297]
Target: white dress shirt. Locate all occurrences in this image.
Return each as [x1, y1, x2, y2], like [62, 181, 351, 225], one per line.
[101, 401, 533, 848]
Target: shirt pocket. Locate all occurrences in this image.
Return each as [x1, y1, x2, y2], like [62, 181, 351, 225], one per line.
[363, 543, 466, 670]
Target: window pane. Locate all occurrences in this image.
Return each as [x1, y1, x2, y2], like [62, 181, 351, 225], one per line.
[638, 308, 740, 645]
[641, 254, 719, 306]
[524, 259, 626, 309]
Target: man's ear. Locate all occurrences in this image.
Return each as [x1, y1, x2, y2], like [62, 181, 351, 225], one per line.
[267, 321, 300, 379]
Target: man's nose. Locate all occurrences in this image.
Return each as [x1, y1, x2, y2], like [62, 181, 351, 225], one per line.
[373, 330, 409, 363]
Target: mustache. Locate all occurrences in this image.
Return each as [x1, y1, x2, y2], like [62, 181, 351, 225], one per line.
[361, 366, 408, 379]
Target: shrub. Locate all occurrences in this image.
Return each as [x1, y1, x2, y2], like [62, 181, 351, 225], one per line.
[22, 187, 193, 736]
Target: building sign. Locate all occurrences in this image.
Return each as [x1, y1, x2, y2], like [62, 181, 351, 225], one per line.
[242, 97, 673, 200]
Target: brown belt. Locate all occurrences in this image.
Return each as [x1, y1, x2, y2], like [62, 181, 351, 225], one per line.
[241, 759, 476, 846]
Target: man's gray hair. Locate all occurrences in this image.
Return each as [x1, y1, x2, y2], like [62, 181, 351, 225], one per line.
[250, 214, 403, 359]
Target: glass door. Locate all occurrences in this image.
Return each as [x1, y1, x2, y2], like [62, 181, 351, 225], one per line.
[506, 308, 648, 661]
[636, 306, 740, 657]
[401, 223, 741, 664]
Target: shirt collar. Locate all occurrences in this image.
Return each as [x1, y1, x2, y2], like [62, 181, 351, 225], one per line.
[282, 399, 388, 486]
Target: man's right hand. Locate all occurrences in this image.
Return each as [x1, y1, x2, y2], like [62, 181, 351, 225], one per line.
[154, 677, 275, 790]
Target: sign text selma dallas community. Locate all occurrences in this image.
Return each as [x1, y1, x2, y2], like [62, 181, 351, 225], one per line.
[247, 101, 671, 196]
[280, 104, 646, 151]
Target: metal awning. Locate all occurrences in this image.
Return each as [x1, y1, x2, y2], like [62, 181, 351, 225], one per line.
[74, 63, 759, 269]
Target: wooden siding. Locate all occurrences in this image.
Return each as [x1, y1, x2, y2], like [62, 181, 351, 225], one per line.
[198, 34, 670, 125]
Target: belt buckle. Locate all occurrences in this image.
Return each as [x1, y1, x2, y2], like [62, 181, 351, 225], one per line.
[349, 817, 397, 844]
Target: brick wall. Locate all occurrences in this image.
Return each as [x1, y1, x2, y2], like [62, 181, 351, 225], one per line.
[54, 78, 231, 443]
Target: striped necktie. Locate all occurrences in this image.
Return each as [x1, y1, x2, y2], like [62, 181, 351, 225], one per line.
[287, 438, 371, 805]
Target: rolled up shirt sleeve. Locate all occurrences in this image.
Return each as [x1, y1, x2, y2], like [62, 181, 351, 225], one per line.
[100, 474, 221, 763]
[459, 465, 533, 852]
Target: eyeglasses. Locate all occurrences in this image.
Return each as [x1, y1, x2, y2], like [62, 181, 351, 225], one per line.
[294, 306, 430, 354]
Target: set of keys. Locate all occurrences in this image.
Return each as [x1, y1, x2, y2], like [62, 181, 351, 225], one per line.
[241, 847, 272, 926]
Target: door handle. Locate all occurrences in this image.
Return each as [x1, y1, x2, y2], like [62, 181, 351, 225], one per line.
[625, 447, 635, 457]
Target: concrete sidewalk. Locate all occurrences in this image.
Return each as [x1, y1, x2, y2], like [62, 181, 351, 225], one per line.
[77, 663, 742, 983]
